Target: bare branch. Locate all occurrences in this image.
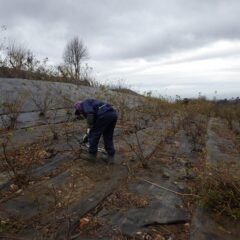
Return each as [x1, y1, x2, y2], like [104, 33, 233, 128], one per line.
[63, 37, 88, 81]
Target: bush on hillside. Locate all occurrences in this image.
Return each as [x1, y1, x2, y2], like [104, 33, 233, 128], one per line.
[199, 163, 240, 220]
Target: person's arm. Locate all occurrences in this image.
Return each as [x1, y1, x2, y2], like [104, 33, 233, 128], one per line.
[81, 99, 95, 128]
[86, 114, 94, 128]
[82, 128, 90, 143]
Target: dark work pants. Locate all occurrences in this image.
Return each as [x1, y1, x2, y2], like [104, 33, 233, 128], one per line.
[88, 110, 117, 156]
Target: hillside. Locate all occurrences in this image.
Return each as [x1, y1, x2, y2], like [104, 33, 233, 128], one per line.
[0, 78, 240, 240]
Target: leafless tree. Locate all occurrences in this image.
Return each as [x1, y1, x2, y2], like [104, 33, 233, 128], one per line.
[0, 25, 7, 48]
[7, 43, 28, 70]
[0, 25, 7, 66]
[24, 50, 39, 72]
[5, 41, 38, 72]
[62, 37, 88, 81]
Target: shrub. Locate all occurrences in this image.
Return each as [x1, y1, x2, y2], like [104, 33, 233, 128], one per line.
[0, 91, 27, 130]
[199, 163, 240, 220]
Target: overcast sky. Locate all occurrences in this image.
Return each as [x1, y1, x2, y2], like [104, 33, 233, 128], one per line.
[1, 0, 240, 99]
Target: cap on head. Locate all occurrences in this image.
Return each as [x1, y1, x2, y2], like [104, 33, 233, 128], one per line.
[74, 101, 82, 110]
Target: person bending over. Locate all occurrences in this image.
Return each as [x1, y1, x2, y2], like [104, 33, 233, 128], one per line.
[74, 99, 118, 163]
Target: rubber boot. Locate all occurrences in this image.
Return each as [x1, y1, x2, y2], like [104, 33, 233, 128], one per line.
[80, 152, 97, 162]
[106, 155, 115, 165]
[103, 155, 114, 165]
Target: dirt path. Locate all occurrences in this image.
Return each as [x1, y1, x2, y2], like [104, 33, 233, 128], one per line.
[190, 117, 240, 240]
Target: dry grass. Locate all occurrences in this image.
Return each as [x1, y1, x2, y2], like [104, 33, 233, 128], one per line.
[104, 189, 149, 210]
[0, 135, 51, 187]
[197, 163, 240, 220]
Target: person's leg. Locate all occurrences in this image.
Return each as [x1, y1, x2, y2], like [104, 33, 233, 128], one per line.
[103, 111, 118, 157]
[88, 116, 106, 155]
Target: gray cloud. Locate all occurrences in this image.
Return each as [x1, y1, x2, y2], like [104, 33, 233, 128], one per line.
[1, 0, 240, 98]
[1, 0, 240, 61]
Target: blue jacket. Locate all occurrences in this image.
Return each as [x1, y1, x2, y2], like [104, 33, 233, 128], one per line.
[79, 99, 115, 118]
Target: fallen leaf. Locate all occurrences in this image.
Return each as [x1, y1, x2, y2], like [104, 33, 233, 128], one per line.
[79, 217, 90, 229]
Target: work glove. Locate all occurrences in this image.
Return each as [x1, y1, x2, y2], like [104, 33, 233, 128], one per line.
[82, 128, 90, 143]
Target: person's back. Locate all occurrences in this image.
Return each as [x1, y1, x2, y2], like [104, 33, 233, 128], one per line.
[74, 99, 117, 163]
[78, 99, 114, 117]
